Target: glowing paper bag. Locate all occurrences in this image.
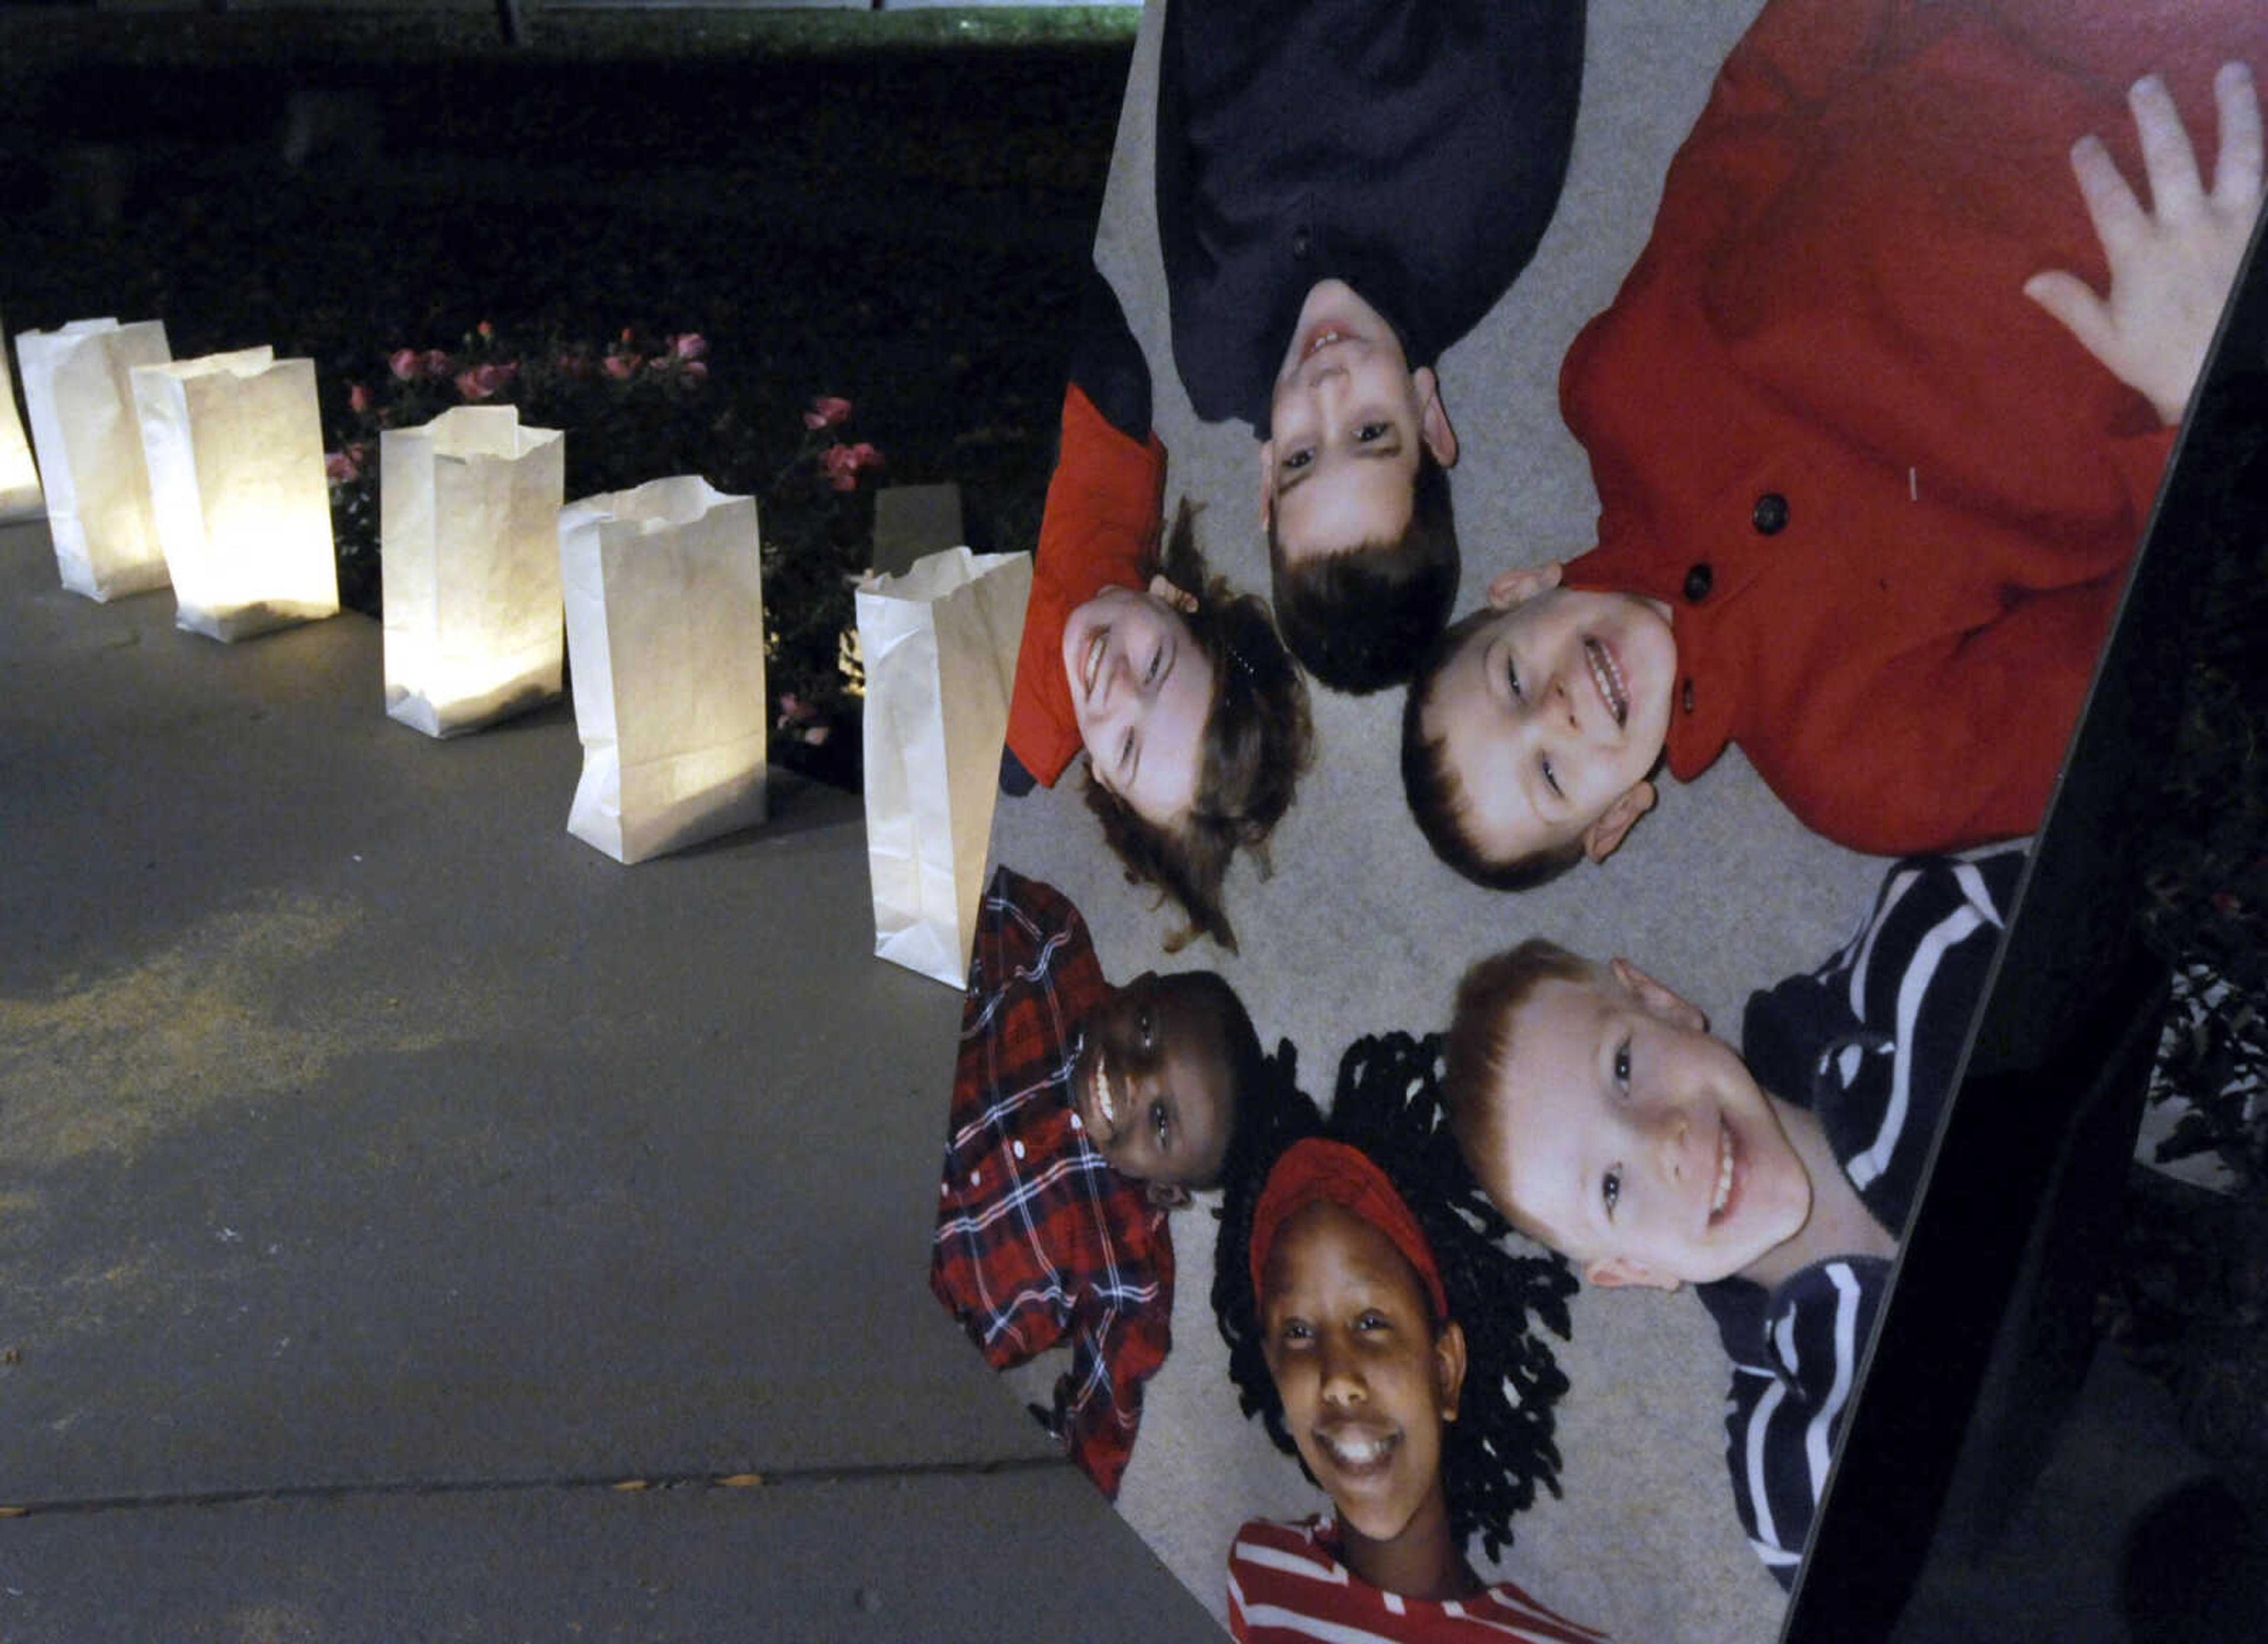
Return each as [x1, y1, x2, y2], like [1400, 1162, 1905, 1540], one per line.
[856, 546, 1033, 988]
[13, 317, 172, 596]
[381, 406, 567, 737]
[0, 319, 44, 522]
[129, 347, 339, 641]
[559, 477, 767, 864]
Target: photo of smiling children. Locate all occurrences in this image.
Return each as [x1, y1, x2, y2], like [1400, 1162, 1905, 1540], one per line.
[959, 0, 2263, 1632]
[1003, 265, 1312, 952]
[1212, 1032, 1601, 1642]
[930, 865, 1278, 1498]
[1155, 0, 1586, 693]
[1404, 0, 2266, 886]
[1441, 844, 2026, 1585]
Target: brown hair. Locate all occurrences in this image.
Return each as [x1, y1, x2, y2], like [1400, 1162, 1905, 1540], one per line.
[1400, 608, 1583, 891]
[1084, 502, 1315, 953]
[1442, 938, 1602, 1236]
[1267, 446, 1458, 694]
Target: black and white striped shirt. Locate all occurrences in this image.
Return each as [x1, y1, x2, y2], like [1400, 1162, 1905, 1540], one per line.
[1697, 845, 2027, 1588]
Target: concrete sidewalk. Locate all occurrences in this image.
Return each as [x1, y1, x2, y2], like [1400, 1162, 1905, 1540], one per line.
[0, 517, 1217, 1639]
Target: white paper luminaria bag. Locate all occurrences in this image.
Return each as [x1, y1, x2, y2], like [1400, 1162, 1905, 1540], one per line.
[129, 347, 339, 641]
[382, 406, 567, 737]
[559, 476, 768, 865]
[855, 546, 1033, 989]
[13, 316, 172, 596]
[0, 317, 44, 523]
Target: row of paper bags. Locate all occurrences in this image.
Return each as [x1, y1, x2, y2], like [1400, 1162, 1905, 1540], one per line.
[2, 315, 1029, 987]
[11, 318, 337, 635]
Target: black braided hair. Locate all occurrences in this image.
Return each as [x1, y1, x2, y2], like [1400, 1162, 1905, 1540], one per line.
[1212, 1029, 1578, 1563]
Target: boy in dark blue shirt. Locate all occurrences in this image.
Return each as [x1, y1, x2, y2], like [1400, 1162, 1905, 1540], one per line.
[1155, 0, 1585, 693]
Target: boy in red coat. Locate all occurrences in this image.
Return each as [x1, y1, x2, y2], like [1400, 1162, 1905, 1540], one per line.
[1403, 0, 2265, 886]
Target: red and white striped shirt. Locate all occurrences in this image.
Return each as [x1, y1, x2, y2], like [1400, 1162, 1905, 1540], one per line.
[1227, 1516, 1609, 1644]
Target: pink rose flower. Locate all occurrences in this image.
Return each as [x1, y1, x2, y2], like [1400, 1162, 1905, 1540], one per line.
[681, 359, 709, 384]
[347, 383, 372, 415]
[603, 354, 640, 381]
[419, 349, 454, 380]
[822, 441, 885, 491]
[324, 449, 360, 484]
[389, 348, 420, 381]
[454, 361, 517, 402]
[477, 319, 495, 340]
[803, 394, 853, 430]
[672, 332, 708, 361]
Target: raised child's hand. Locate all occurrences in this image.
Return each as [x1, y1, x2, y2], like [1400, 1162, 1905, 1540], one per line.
[2025, 63, 2264, 427]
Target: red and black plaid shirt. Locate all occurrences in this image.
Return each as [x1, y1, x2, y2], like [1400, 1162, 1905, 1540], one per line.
[930, 867, 1173, 1499]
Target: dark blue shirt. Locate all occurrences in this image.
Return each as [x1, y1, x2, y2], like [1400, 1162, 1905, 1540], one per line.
[1699, 845, 2028, 1587]
[1154, 0, 1586, 432]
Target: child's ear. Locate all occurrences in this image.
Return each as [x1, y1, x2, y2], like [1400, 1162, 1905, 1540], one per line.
[1412, 366, 1459, 469]
[1487, 560, 1565, 611]
[1432, 1319, 1468, 1421]
[1581, 779, 1657, 863]
[1146, 574, 1198, 615]
[1256, 439, 1276, 530]
[1608, 956, 1709, 1033]
[1145, 1180, 1193, 1211]
[1585, 1254, 1681, 1292]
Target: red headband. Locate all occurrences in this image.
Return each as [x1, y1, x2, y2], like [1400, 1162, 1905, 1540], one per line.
[1249, 1138, 1449, 1322]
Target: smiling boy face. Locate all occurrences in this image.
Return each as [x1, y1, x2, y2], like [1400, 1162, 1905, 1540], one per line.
[1068, 971, 1236, 1192]
[1262, 280, 1456, 565]
[1062, 579, 1218, 827]
[1476, 963, 1813, 1289]
[1259, 1199, 1465, 1551]
[1422, 582, 1677, 868]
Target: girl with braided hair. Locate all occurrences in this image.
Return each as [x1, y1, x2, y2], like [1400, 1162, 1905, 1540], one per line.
[1211, 1030, 1599, 1641]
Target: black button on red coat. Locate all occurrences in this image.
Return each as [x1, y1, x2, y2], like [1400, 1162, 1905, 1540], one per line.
[1752, 492, 1790, 534]
[1683, 563, 1713, 602]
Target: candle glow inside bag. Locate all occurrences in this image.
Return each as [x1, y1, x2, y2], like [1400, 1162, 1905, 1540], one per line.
[14, 317, 172, 598]
[131, 346, 338, 641]
[382, 405, 567, 737]
[0, 318, 45, 522]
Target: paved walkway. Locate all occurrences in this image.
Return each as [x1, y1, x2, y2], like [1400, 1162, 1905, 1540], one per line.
[0, 520, 1216, 1639]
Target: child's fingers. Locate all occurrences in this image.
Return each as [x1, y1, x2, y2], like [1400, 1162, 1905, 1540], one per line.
[2209, 61, 2264, 215]
[2069, 133, 2149, 259]
[2129, 74, 2205, 218]
[2023, 269, 2116, 363]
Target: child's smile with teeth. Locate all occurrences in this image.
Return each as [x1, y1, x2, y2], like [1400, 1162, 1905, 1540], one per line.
[1087, 1052, 1120, 1137]
[1583, 635, 1629, 729]
[1259, 1199, 1465, 1558]
[1063, 971, 1238, 1192]
[1316, 1423, 1398, 1471]
[1479, 964, 1817, 1291]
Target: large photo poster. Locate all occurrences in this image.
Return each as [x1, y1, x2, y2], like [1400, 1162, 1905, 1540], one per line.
[924, 1, 2266, 1637]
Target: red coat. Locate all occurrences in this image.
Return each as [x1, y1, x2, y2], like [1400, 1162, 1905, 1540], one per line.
[1560, 0, 2257, 854]
[1003, 384, 1169, 787]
